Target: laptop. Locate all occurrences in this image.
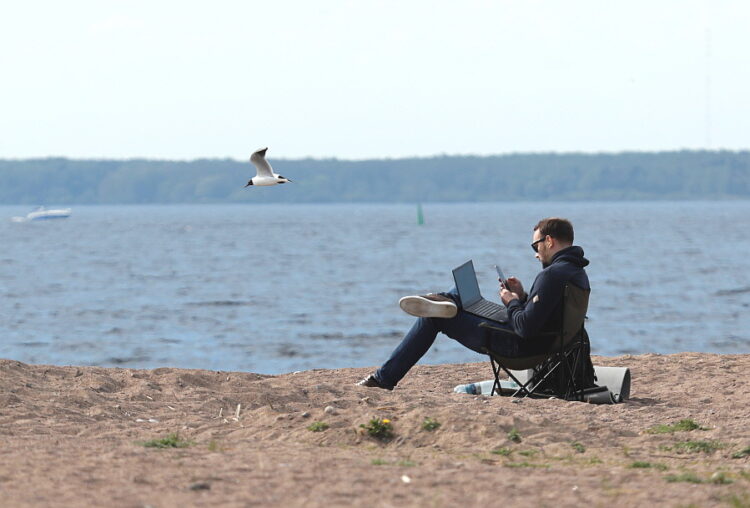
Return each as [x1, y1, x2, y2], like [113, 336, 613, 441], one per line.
[452, 260, 508, 323]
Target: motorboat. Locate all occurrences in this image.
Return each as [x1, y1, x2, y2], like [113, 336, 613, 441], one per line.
[26, 206, 72, 221]
[11, 206, 72, 222]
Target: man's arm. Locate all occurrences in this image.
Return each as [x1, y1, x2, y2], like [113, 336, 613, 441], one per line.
[503, 271, 565, 339]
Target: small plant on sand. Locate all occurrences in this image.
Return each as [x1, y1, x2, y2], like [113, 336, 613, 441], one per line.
[646, 419, 706, 434]
[361, 418, 394, 440]
[731, 446, 750, 459]
[370, 458, 416, 467]
[307, 421, 329, 432]
[507, 428, 522, 443]
[665, 472, 704, 484]
[421, 417, 441, 431]
[571, 442, 586, 453]
[629, 461, 651, 468]
[518, 449, 538, 457]
[629, 461, 668, 471]
[491, 447, 512, 456]
[725, 492, 750, 508]
[673, 440, 723, 454]
[709, 472, 733, 485]
[140, 433, 193, 449]
[505, 461, 549, 469]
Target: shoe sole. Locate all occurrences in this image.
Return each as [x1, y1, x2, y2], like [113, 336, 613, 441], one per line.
[356, 376, 394, 390]
[399, 296, 457, 318]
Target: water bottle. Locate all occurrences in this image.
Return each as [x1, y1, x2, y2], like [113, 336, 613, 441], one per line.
[453, 382, 479, 394]
[453, 380, 496, 395]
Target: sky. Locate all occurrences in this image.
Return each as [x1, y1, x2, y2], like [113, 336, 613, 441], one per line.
[1, 0, 749, 160]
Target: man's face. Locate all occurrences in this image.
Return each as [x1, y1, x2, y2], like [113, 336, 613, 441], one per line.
[531, 230, 550, 266]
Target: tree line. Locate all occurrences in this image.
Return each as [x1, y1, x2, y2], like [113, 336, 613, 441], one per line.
[0, 150, 748, 204]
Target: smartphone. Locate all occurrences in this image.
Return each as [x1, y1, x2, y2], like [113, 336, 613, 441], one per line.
[494, 265, 509, 289]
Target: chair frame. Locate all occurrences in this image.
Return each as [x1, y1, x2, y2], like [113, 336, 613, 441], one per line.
[480, 283, 593, 400]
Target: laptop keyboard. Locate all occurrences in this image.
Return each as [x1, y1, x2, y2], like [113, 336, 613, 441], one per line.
[467, 299, 508, 322]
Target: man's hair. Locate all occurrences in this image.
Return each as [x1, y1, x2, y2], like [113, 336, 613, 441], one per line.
[534, 217, 574, 244]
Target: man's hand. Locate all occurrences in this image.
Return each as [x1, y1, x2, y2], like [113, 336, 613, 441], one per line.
[505, 277, 525, 298]
[499, 287, 519, 306]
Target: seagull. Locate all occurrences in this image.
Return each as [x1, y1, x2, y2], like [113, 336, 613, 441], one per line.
[245, 147, 292, 187]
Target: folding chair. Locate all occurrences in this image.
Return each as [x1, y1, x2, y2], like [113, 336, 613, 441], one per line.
[479, 283, 602, 400]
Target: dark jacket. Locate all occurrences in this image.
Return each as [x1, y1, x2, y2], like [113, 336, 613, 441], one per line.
[506, 246, 590, 341]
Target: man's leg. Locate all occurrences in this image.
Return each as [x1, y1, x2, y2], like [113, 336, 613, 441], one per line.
[375, 296, 518, 388]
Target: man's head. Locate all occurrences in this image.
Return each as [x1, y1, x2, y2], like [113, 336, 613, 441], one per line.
[531, 217, 574, 266]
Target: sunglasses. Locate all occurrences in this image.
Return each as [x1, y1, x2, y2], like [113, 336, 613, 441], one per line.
[531, 236, 547, 252]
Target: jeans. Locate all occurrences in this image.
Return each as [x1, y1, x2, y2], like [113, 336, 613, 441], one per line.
[375, 288, 520, 388]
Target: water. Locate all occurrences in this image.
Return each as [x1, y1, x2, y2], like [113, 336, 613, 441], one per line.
[1, 202, 749, 374]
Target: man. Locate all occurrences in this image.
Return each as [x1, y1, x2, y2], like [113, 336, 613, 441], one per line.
[357, 217, 590, 390]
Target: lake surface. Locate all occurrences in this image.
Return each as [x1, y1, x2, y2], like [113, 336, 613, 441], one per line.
[2, 202, 749, 374]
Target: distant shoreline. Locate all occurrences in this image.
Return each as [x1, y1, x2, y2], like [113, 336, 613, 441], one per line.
[2, 151, 749, 204]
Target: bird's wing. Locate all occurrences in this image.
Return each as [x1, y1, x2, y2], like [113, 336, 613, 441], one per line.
[250, 147, 274, 177]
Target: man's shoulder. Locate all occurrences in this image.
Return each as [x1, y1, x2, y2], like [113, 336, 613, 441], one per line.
[542, 260, 579, 277]
[542, 259, 589, 286]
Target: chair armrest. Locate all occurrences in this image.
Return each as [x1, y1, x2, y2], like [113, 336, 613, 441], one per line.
[479, 322, 557, 340]
[478, 322, 517, 336]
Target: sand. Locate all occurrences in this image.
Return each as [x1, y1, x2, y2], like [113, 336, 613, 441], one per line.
[1, 353, 749, 507]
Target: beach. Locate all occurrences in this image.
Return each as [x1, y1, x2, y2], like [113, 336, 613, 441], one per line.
[1, 354, 749, 507]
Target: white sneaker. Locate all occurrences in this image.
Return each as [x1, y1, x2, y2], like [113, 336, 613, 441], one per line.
[399, 294, 458, 318]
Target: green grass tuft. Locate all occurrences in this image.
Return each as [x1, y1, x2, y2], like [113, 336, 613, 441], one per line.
[665, 472, 703, 484]
[504, 461, 549, 468]
[725, 492, 750, 508]
[360, 418, 394, 440]
[491, 447, 512, 456]
[571, 441, 586, 453]
[629, 461, 668, 471]
[140, 433, 193, 449]
[629, 461, 651, 468]
[307, 421, 330, 432]
[421, 417, 441, 431]
[370, 458, 416, 467]
[731, 446, 750, 459]
[710, 472, 733, 485]
[673, 440, 723, 454]
[646, 419, 706, 434]
[507, 428, 522, 443]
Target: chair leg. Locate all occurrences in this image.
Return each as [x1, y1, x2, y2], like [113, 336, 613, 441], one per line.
[489, 357, 502, 396]
[559, 345, 586, 401]
[488, 358, 536, 397]
[503, 369, 534, 397]
[524, 364, 557, 396]
[560, 349, 575, 400]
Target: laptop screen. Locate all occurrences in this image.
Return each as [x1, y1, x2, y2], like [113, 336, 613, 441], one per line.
[452, 260, 482, 307]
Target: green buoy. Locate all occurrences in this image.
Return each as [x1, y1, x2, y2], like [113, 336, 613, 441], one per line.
[417, 203, 424, 225]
